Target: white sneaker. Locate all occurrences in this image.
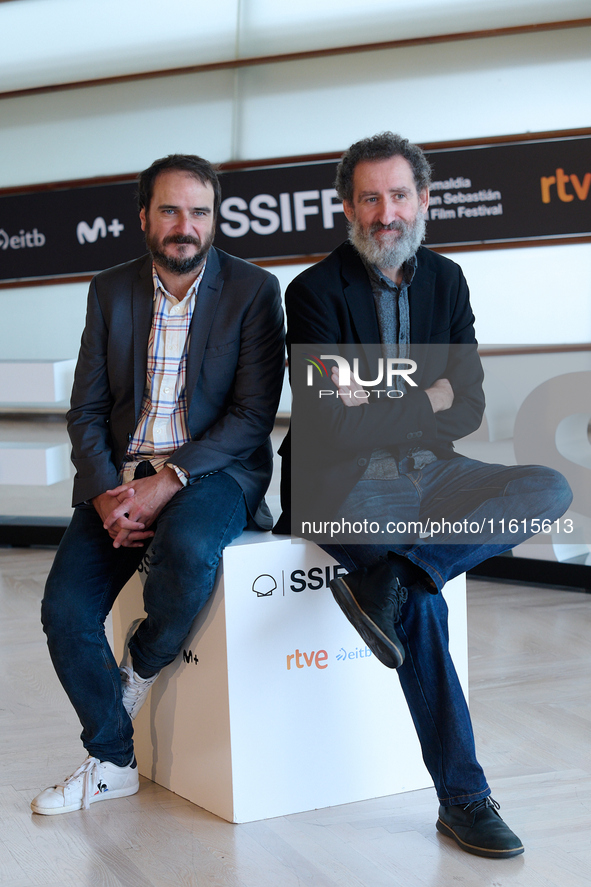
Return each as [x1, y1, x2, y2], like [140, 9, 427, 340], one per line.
[120, 665, 160, 719]
[31, 756, 139, 815]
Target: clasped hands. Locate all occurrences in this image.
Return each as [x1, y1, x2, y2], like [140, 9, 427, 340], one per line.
[331, 367, 454, 412]
[92, 466, 183, 548]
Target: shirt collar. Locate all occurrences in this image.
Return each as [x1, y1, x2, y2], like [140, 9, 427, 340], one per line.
[364, 253, 417, 290]
[151, 260, 207, 303]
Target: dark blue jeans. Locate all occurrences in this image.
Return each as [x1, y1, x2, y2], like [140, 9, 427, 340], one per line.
[42, 472, 248, 767]
[324, 456, 572, 804]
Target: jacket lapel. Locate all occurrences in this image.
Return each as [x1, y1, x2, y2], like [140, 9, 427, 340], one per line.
[408, 248, 436, 344]
[408, 248, 437, 387]
[340, 244, 380, 344]
[132, 256, 154, 423]
[184, 247, 224, 411]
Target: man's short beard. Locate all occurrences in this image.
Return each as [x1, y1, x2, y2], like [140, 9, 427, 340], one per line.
[146, 231, 214, 275]
[348, 212, 426, 270]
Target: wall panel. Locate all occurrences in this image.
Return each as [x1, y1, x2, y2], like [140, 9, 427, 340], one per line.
[237, 29, 591, 159]
[0, 70, 237, 187]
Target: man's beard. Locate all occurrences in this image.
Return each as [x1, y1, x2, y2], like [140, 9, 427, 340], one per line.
[348, 211, 426, 270]
[145, 227, 214, 275]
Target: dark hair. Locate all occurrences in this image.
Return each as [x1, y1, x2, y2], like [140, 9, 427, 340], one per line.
[137, 154, 222, 217]
[335, 132, 431, 203]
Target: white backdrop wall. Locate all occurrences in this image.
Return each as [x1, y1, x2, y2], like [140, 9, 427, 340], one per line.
[2, 0, 589, 94]
[0, 24, 590, 360]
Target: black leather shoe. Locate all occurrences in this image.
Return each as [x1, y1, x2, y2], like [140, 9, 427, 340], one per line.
[436, 798, 524, 859]
[329, 559, 408, 668]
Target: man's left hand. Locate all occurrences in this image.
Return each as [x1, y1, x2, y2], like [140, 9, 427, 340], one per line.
[103, 466, 183, 547]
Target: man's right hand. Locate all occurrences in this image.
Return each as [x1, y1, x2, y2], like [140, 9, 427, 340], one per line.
[92, 489, 154, 548]
[425, 378, 454, 413]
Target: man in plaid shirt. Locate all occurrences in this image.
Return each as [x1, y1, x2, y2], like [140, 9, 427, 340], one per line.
[32, 155, 285, 816]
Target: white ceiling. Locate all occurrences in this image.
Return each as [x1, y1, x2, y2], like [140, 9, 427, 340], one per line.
[1, 0, 589, 93]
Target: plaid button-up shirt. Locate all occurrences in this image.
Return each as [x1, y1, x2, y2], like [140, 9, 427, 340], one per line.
[121, 262, 206, 483]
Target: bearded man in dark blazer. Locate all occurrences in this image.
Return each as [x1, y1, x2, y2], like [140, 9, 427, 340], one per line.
[32, 154, 285, 816]
[276, 132, 572, 859]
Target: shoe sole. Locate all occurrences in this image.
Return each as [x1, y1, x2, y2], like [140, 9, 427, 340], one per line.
[329, 578, 404, 669]
[31, 782, 139, 816]
[436, 817, 525, 859]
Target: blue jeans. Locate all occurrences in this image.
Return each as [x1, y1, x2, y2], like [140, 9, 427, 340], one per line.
[42, 471, 248, 767]
[324, 456, 572, 804]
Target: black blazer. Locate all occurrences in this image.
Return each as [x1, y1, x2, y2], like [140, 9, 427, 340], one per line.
[67, 249, 285, 528]
[275, 241, 484, 533]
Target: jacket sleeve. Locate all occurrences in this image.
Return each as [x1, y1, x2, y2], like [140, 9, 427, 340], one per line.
[67, 277, 121, 504]
[430, 265, 485, 447]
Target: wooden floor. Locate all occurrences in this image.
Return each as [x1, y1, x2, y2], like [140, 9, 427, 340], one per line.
[1, 546, 590, 887]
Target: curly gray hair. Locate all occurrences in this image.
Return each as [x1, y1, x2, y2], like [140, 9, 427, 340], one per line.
[335, 132, 431, 203]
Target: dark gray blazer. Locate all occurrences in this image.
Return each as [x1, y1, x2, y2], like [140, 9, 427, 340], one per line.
[67, 248, 285, 528]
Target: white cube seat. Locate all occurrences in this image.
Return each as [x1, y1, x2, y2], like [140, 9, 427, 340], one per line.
[112, 534, 468, 823]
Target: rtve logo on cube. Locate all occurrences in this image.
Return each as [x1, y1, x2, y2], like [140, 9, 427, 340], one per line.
[286, 649, 328, 670]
